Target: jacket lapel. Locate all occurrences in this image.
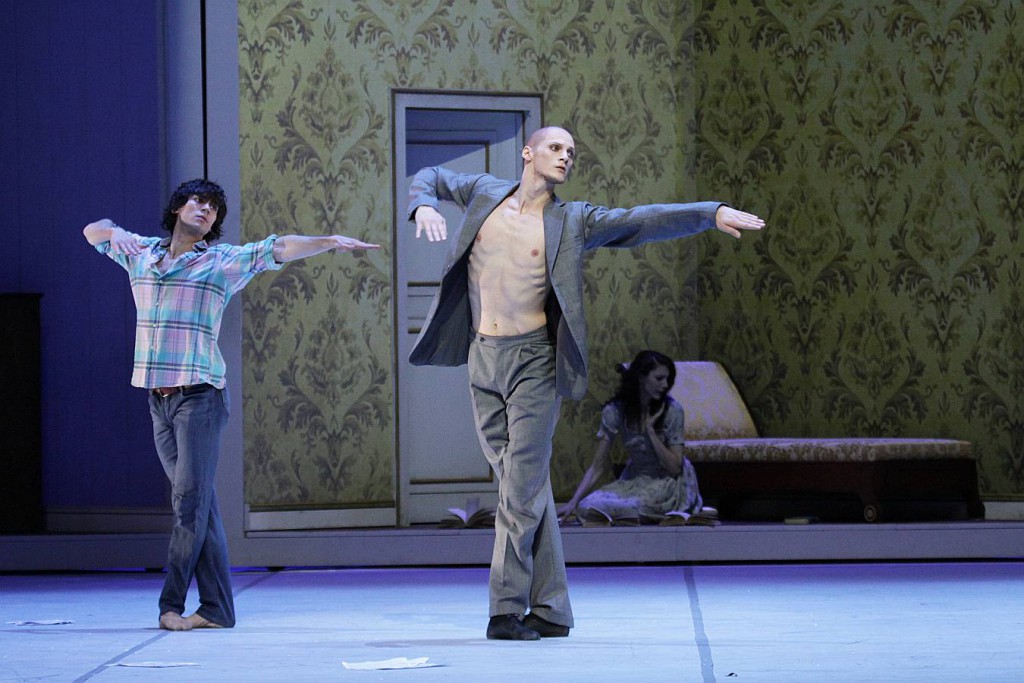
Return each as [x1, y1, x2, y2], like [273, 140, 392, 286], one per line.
[445, 184, 518, 274]
[543, 196, 566, 274]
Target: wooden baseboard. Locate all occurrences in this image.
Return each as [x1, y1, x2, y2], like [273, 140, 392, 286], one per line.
[45, 507, 172, 534]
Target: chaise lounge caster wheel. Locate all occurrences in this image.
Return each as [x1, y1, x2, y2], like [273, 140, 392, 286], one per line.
[863, 504, 880, 523]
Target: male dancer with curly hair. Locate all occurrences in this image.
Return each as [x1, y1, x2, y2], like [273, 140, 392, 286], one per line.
[85, 178, 378, 631]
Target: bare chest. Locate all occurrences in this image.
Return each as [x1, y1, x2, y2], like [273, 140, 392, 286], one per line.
[470, 204, 547, 273]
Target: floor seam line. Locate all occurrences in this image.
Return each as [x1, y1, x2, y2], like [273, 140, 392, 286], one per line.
[684, 565, 716, 683]
[71, 631, 170, 682]
[71, 569, 276, 681]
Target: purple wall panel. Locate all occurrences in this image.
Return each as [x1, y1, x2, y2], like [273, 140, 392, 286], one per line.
[2, 0, 168, 512]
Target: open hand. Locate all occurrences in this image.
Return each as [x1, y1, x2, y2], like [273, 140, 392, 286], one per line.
[330, 236, 381, 252]
[414, 205, 448, 242]
[715, 205, 765, 238]
[644, 403, 666, 431]
[108, 225, 144, 255]
[557, 501, 577, 523]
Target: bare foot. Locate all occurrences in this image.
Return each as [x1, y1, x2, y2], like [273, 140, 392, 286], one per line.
[184, 613, 224, 629]
[159, 612, 192, 631]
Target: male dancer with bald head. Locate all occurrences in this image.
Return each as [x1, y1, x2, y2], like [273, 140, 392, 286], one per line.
[408, 126, 764, 640]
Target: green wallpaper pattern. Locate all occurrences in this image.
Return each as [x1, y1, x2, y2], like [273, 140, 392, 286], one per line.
[238, 0, 1022, 515]
[694, 1, 1022, 498]
[238, 0, 699, 510]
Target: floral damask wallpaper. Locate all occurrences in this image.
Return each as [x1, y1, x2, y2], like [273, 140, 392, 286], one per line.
[692, 1, 1022, 500]
[238, 0, 699, 512]
[238, 0, 1022, 516]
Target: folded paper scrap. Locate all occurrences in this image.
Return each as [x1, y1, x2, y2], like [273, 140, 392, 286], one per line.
[112, 662, 200, 668]
[6, 620, 74, 626]
[342, 657, 441, 670]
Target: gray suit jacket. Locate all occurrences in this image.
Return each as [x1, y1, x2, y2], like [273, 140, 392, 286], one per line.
[406, 166, 722, 400]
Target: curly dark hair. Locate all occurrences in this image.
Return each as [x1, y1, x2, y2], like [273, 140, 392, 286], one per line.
[160, 178, 228, 242]
[608, 350, 677, 432]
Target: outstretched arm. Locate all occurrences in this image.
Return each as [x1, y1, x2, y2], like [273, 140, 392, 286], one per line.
[582, 201, 764, 250]
[272, 234, 380, 263]
[83, 219, 145, 254]
[557, 438, 614, 522]
[715, 205, 765, 239]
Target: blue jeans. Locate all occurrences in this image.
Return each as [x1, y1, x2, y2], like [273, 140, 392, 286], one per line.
[149, 384, 235, 627]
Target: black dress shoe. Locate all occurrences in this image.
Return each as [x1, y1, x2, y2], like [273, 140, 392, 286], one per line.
[523, 613, 570, 637]
[486, 614, 540, 640]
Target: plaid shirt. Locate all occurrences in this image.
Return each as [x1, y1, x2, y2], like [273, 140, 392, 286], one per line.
[96, 233, 282, 389]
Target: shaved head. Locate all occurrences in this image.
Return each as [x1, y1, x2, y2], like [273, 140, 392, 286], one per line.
[526, 126, 572, 149]
[522, 126, 575, 185]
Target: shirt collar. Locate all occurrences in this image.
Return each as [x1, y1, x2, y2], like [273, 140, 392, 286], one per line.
[157, 236, 210, 253]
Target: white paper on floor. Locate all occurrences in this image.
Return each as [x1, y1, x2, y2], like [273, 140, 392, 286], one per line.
[342, 657, 441, 670]
[6, 620, 74, 625]
[111, 662, 200, 668]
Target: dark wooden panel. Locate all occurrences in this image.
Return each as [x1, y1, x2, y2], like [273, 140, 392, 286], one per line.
[694, 458, 983, 523]
[0, 294, 43, 532]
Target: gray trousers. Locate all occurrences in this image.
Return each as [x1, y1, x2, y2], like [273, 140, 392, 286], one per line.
[468, 328, 574, 627]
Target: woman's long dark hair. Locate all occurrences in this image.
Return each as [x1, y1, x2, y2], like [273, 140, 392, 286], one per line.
[607, 350, 676, 431]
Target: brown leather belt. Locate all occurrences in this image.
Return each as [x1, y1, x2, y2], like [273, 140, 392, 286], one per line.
[152, 384, 200, 398]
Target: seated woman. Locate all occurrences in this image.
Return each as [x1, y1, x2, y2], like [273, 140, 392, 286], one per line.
[558, 350, 704, 525]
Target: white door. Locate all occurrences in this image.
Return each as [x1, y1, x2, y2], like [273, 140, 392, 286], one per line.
[393, 93, 541, 525]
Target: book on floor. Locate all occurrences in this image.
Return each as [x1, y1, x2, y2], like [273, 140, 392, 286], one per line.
[579, 508, 641, 527]
[438, 497, 496, 528]
[657, 507, 720, 527]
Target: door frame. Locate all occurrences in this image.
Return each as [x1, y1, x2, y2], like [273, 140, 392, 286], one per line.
[391, 90, 543, 525]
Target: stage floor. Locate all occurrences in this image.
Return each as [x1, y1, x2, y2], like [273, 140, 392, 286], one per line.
[2, 561, 1022, 682]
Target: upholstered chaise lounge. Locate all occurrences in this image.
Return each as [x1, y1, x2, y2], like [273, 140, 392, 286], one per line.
[670, 362, 984, 522]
